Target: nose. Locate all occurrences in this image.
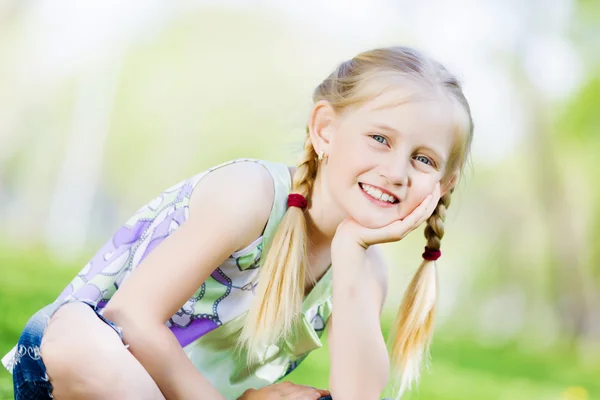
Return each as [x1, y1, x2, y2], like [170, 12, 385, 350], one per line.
[380, 156, 409, 187]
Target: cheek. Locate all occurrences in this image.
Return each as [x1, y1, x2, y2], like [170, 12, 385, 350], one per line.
[328, 138, 368, 182]
[400, 179, 437, 218]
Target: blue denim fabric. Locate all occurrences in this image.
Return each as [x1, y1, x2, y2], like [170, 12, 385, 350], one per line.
[11, 301, 123, 400]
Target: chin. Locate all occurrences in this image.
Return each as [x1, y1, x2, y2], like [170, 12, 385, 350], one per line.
[347, 209, 397, 230]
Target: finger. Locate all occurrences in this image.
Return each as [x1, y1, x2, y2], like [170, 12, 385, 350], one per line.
[360, 214, 423, 245]
[289, 389, 322, 400]
[355, 184, 441, 246]
[430, 182, 441, 212]
[413, 182, 441, 226]
[277, 381, 300, 395]
[283, 388, 315, 399]
[401, 193, 434, 228]
[422, 182, 442, 223]
[303, 387, 330, 396]
[389, 193, 436, 237]
[357, 194, 433, 245]
[295, 385, 323, 396]
[279, 383, 316, 397]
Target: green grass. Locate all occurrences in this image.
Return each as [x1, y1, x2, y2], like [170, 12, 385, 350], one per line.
[286, 334, 599, 400]
[1, 248, 598, 400]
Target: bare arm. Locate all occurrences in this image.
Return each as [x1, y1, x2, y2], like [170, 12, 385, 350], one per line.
[328, 243, 390, 400]
[103, 162, 276, 400]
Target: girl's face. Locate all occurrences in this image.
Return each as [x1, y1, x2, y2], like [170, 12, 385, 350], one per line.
[318, 87, 462, 229]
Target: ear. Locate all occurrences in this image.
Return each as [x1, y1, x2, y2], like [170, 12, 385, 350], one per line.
[441, 171, 459, 197]
[307, 100, 337, 156]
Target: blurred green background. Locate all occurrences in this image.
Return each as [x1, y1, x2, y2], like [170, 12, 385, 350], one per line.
[1, 1, 599, 399]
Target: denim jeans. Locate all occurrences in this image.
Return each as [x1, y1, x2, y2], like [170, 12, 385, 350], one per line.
[10, 301, 122, 400]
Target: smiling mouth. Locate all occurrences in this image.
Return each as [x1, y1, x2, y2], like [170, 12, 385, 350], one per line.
[359, 183, 399, 204]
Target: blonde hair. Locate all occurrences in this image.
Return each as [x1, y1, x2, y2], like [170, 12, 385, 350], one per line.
[239, 46, 473, 397]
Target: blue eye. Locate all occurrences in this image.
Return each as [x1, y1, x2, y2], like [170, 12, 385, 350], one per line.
[371, 135, 388, 145]
[414, 155, 433, 166]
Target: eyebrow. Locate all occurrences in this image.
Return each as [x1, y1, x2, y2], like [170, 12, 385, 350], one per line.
[373, 123, 402, 135]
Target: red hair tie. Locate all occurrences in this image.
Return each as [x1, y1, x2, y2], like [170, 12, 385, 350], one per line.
[423, 247, 441, 261]
[287, 193, 307, 210]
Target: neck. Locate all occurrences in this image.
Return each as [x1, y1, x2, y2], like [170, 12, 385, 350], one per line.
[305, 167, 348, 254]
[286, 164, 347, 286]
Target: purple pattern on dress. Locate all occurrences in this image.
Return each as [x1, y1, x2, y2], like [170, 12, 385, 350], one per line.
[57, 283, 74, 302]
[176, 182, 194, 202]
[170, 317, 219, 347]
[114, 220, 152, 246]
[73, 284, 102, 303]
[211, 269, 230, 286]
[137, 208, 189, 264]
[171, 208, 187, 225]
[139, 236, 166, 265]
[139, 211, 182, 263]
[85, 220, 152, 279]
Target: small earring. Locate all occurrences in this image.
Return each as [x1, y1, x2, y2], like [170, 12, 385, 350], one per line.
[318, 150, 324, 162]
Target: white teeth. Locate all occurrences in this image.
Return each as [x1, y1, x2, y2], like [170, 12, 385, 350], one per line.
[370, 188, 383, 198]
[360, 183, 397, 203]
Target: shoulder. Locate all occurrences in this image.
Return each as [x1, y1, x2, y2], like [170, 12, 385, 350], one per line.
[365, 245, 389, 312]
[187, 160, 283, 251]
[193, 160, 276, 199]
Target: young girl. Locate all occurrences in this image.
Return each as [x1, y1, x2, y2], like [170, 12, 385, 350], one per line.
[3, 46, 473, 400]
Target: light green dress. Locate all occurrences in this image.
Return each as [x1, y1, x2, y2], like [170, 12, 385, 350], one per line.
[2, 159, 333, 400]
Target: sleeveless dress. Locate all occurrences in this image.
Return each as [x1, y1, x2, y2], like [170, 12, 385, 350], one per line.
[2, 158, 333, 400]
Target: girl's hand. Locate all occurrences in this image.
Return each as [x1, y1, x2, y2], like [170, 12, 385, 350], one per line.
[238, 382, 330, 400]
[334, 182, 441, 250]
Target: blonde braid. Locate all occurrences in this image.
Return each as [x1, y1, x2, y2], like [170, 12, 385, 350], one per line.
[424, 191, 452, 251]
[238, 132, 319, 362]
[389, 191, 453, 398]
[293, 131, 319, 203]
[292, 133, 321, 284]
